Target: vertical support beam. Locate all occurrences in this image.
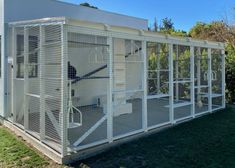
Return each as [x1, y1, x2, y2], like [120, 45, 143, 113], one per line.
[175, 45, 179, 101]
[169, 43, 174, 123]
[107, 36, 113, 142]
[190, 46, 195, 118]
[3, 24, 9, 118]
[39, 26, 45, 140]
[157, 43, 161, 94]
[61, 24, 68, 157]
[196, 47, 201, 102]
[24, 27, 29, 130]
[208, 48, 212, 112]
[142, 40, 148, 131]
[221, 49, 226, 108]
[1, 0, 7, 118]
[12, 27, 17, 123]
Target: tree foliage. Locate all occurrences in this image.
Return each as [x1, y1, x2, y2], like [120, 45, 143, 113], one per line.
[189, 21, 235, 103]
[189, 21, 235, 46]
[160, 17, 174, 31]
[80, 2, 98, 9]
[150, 17, 188, 37]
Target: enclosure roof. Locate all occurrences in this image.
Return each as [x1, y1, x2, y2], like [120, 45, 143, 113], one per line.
[9, 17, 225, 50]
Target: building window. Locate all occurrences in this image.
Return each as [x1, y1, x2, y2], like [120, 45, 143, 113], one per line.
[16, 35, 24, 78]
[16, 35, 38, 78]
[28, 36, 38, 78]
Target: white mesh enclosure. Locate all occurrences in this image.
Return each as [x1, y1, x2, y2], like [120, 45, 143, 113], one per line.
[147, 42, 170, 127]
[7, 18, 225, 157]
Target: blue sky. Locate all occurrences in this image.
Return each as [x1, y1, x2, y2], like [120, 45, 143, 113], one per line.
[61, 0, 235, 31]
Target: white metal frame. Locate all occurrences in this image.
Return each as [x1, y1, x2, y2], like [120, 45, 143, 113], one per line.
[8, 17, 226, 159]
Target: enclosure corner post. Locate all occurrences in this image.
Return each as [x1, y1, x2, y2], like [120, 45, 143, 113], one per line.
[12, 27, 17, 123]
[107, 36, 113, 143]
[221, 49, 226, 108]
[190, 46, 195, 118]
[169, 43, 174, 124]
[208, 48, 212, 113]
[61, 24, 68, 157]
[196, 47, 201, 111]
[142, 40, 148, 131]
[175, 45, 179, 101]
[24, 27, 29, 130]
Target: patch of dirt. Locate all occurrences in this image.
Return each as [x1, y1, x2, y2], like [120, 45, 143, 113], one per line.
[21, 156, 31, 161]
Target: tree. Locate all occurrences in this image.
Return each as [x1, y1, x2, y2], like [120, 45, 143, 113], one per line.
[80, 2, 98, 9]
[150, 17, 188, 37]
[189, 21, 235, 46]
[160, 17, 174, 32]
[189, 21, 235, 103]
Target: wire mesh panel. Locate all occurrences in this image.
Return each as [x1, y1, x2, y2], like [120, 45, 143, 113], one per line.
[10, 24, 65, 152]
[147, 42, 170, 127]
[42, 25, 63, 146]
[211, 49, 223, 109]
[212, 96, 223, 109]
[66, 29, 109, 149]
[194, 48, 209, 114]
[211, 49, 222, 94]
[112, 38, 144, 138]
[14, 27, 25, 127]
[25, 26, 41, 134]
[173, 45, 192, 120]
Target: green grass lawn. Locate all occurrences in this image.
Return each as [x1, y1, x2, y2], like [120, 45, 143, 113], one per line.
[1, 108, 235, 168]
[73, 107, 235, 168]
[0, 126, 51, 168]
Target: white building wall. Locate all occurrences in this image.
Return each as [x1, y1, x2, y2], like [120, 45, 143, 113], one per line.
[4, 0, 148, 30]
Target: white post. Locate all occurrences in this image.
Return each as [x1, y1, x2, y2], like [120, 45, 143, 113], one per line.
[196, 48, 201, 104]
[107, 36, 113, 142]
[61, 24, 68, 157]
[24, 27, 29, 130]
[12, 27, 17, 123]
[39, 26, 45, 140]
[176, 45, 179, 101]
[190, 46, 195, 118]
[169, 43, 174, 123]
[157, 43, 161, 94]
[208, 48, 212, 112]
[221, 49, 226, 108]
[142, 40, 148, 131]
